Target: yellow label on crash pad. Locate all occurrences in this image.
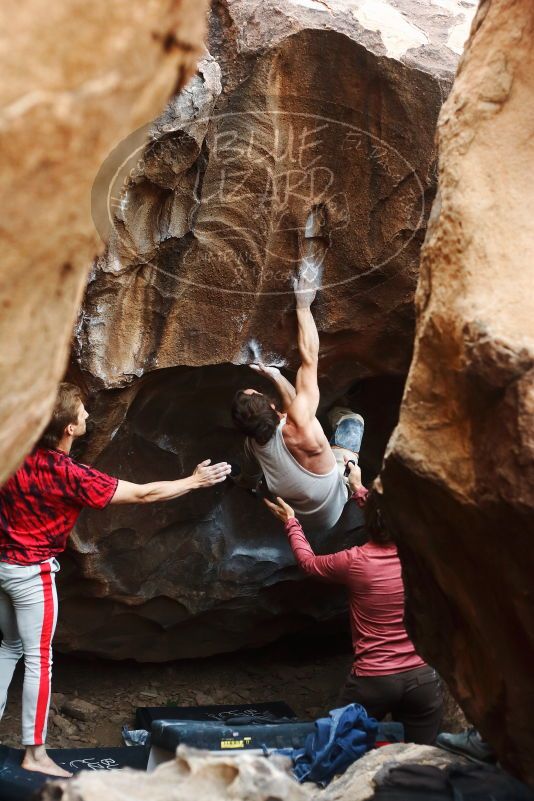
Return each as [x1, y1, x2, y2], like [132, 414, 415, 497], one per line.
[220, 736, 252, 749]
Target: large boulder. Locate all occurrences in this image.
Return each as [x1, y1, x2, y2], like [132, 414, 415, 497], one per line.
[382, 0, 534, 785]
[0, 0, 209, 483]
[58, 0, 477, 659]
[78, 0, 479, 389]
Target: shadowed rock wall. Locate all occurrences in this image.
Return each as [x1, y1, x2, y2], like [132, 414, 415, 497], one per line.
[57, 365, 361, 661]
[62, 0, 477, 659]
[382, 0, 534, 785]
[0, 0, 209, 483]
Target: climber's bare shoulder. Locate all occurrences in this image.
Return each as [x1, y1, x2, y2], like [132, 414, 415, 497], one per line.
[282, 415, 334, 474]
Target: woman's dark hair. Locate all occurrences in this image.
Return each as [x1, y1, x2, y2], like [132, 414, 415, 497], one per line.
[37, 382, 85, 449]
[231, 390, 280, 445]
[364, 487, 392, 546]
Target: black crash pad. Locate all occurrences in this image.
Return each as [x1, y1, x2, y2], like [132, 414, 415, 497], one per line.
[150, 718, 404, 753]
[151, 718, 315, 752]
[135, 701, 296, 731]
[0, 745, 148, 801]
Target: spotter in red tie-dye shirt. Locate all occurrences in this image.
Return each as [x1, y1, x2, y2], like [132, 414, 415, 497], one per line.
[0, 448, 117, 565]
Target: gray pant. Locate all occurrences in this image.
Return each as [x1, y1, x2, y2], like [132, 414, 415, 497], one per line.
[0, 558, 59, 745]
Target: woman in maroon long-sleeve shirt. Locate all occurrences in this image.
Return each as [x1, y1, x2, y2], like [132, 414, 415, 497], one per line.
[265, 461, 443, 745]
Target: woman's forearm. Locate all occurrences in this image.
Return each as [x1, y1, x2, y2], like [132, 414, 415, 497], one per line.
[351, 485, 368, 508]
[285, 517, 351, 582]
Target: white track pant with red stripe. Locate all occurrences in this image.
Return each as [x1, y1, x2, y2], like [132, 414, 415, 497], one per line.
[0, 558, 59, 745]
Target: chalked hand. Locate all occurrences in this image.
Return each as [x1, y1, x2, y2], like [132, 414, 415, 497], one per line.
[250, 362, 281, 379]
[293, 259, 320, 309]
[193, 459, 232, 487]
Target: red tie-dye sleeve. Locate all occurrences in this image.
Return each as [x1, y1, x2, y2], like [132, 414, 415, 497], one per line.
[62, 456, 118, 509]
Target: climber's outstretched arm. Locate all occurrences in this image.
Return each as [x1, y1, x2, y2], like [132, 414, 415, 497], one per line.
[250, 364, 296, 411]
[287, 307, 320, 427]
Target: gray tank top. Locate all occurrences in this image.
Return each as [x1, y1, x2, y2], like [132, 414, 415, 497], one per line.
[248, 418, 348, 531]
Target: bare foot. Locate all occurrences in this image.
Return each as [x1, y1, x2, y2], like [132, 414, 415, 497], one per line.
[22, 746, 73, 778]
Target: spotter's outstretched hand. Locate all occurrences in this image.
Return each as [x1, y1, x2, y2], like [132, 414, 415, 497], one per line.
[193, 459, 232, 488]
[264, 496, 296, 524]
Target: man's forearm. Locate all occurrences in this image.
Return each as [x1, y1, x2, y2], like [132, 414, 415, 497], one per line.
[112, 475, 199, 504]
[111, 460, 230, 504]
[267, 371, 296, 410]
[296, 307, 319, 364]
[137, 475, 198, 503]
[251, 365, 296, 411]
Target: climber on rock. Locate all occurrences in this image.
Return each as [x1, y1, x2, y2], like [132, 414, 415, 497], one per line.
[231, 261, 364, 532]
[0, 382, 231, 778]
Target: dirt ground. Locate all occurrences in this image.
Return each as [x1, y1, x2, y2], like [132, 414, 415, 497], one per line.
[0, 629, 466, 750]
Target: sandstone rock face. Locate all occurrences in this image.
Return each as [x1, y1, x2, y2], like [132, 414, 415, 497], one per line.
[382, 0, 534, 785]
[79, 0, 478, 390]
[60, 0, 477, 660]
[0, 0, 209, 483]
